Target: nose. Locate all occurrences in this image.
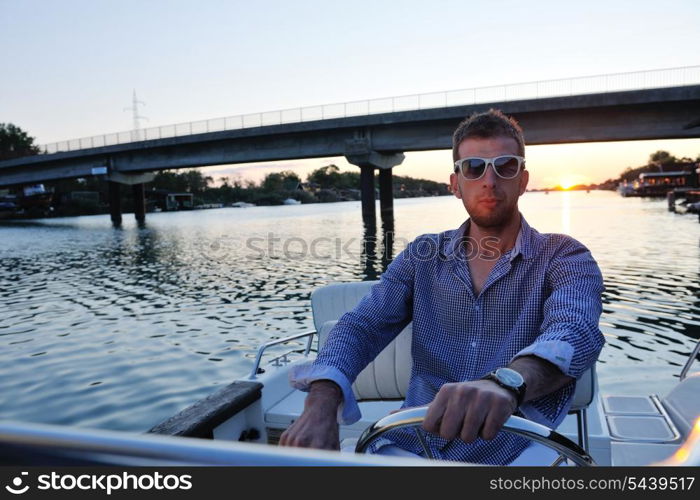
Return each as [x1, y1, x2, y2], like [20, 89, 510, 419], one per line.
[480, 162, 499, 187]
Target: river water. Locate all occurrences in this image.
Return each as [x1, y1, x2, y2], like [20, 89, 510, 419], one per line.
[1, 191, 698, 431]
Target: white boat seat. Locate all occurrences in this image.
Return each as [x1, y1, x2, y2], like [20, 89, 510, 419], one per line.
[661, 373, 700, 438]
[311, 281, 376, 332]
[319, 320, 411, 400]
[311, 281, 595, 410]
[571, 364, 595, 412]
[312, 280, 411, 401]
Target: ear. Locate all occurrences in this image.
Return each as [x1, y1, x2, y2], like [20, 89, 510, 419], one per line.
[450, 172, 462, 198]
[518, 169, 529, 196]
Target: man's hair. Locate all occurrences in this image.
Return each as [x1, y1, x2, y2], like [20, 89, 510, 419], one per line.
[452, 109, 525, 161]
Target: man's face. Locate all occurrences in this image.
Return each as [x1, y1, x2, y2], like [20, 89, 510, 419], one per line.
[450, 136, 529, 229]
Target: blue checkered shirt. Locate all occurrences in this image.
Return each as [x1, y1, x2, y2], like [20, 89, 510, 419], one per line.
[290, 215, 605, 464]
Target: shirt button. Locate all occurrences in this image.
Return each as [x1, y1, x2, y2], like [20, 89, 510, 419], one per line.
[474, 305, 480, 311]
[471, 342, 476, 347]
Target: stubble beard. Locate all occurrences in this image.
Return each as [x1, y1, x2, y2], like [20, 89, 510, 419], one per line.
[461, 186, 519, 229]
[468, 204, 516, 228]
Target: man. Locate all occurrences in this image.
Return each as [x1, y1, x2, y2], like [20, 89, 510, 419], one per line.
[280, 109, 605, 464]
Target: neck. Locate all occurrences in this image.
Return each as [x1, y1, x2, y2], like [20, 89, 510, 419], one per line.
[467, 212, 521, 256]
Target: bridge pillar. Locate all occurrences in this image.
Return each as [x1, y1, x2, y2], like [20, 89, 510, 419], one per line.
[359, 166, 376, 220]
[106, 171, 155, 225]
[108, 181, 122, 227]
[133, 183, 146, 223]
[345, 139, 404, 221]
[378, 169, 393, 216]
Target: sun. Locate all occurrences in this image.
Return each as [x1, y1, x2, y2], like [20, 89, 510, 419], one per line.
[559, 177, 577, 190]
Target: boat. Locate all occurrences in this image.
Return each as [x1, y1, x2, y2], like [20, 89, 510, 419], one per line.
[17, 184, 53, 210]
[616, 183, 636, 197]
[230, 201, 256, 208]
[283, 198, 301, 205]
[674, 189, 700, 214]
[0, 185, 54, 219]
[195, 203, 224, 210]
[634, 171, 695, 197]
[619, 171, 697, 198]
[1, 280, 699, 466]
[0, 199, 17, 219]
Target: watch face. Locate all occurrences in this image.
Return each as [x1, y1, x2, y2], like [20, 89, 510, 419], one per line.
[495, 368, 523, 388]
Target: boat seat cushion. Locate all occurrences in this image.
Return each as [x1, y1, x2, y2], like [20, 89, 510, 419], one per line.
[311, 281, 377, 332]
[319, 320, 411, 401]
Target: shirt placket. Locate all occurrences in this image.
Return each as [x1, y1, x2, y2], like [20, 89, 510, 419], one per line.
[471, 255, 513, 374]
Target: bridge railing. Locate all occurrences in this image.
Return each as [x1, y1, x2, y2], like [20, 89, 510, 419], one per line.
[41, 65, 700, 155]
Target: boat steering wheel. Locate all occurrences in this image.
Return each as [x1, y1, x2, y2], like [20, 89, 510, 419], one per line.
[355, 406, 595, 466]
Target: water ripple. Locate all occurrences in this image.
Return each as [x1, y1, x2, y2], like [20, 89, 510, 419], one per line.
[0, 192, 698, 430]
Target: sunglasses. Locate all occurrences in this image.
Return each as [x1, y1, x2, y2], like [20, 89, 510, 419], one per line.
[454, 155, 525, 180]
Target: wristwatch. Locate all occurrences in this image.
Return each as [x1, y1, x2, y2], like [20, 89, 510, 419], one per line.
[481, 367, 527, 407]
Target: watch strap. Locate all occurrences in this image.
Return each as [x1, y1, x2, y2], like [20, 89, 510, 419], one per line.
[482, 371, 526, 407]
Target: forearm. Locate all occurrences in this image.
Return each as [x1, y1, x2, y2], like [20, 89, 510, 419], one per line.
[509, 355, 574, 403]
[306, 380, 343, 413]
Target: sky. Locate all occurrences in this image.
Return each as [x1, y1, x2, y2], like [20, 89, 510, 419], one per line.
[1, 0, 699, 189]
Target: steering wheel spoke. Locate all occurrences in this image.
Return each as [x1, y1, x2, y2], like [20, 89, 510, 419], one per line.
[355, 406, 595, 466]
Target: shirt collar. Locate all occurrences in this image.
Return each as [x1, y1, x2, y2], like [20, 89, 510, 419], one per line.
[443, 219, 470, 258]
[442, 213, 534, 261]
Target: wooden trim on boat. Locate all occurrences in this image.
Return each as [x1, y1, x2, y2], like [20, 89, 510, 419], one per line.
[148, 381, 263, 439]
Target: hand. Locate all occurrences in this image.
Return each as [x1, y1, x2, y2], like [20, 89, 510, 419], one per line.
[279, 380, 341, 450]
[422, 379, 518, 443]
[279, 407, 340, 450]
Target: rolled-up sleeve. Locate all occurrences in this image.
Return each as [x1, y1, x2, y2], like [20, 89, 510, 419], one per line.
[513, 237, 605, 426]
[289, 364, 361, 424]
[289, 240, 417, 425]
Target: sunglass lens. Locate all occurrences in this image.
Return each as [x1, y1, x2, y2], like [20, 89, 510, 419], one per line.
[464, 159, 486, 179]
[493, 156, 521, 178]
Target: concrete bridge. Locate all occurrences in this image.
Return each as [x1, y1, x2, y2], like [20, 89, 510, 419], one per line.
[2, 66, 700, 224]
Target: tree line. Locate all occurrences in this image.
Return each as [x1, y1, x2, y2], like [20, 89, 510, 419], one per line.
[151, 164, 449, 207]
[24, 165, 448, 216]
[0, 123, 40, 161]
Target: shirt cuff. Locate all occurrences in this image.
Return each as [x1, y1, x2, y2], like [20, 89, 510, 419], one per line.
[512, 340, 574, 376]
[288, 363, 361, 425]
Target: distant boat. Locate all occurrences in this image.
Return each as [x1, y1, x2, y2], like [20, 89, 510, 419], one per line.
[282, 198, 301, 205]
[616, 184, 636, 197]
[0, 200, 17, 219]
[195, 203, 224, 210]
[231, 202, 256, 208]
[17, 184, 53, 210]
